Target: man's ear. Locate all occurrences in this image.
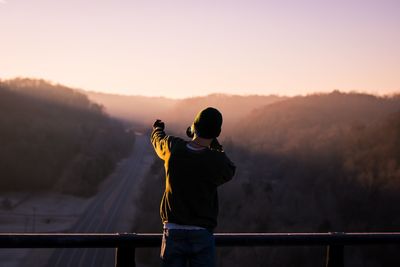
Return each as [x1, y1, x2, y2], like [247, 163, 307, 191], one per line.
[186, 126, 194, 138]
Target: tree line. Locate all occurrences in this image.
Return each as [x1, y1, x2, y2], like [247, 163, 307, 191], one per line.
[0, 78, 134, 196]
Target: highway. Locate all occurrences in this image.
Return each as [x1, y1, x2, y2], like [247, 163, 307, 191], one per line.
[41, 134, 153, 267]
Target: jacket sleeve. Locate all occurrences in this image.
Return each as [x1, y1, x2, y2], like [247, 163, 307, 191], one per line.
[215, 152, 236, 186]
[150, 127, 175, 160]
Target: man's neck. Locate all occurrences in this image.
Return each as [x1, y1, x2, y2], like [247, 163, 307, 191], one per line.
[191, 136, 212, 148]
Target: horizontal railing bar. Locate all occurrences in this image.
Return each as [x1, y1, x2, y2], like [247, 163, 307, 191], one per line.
[1, 233, 400, 248]
[215, 233, 400, 246]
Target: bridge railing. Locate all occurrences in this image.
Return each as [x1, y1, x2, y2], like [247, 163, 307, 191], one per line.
[1, 232, 400, 267]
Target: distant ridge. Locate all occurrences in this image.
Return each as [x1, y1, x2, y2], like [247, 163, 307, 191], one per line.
[86, 90, 286, 134]
[85, 91, 178, 125]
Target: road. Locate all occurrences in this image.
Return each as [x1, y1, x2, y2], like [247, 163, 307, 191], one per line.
[39, 134, 153, 267]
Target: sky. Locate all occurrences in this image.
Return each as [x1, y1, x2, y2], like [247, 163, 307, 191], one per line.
[1, 0, 399, 98]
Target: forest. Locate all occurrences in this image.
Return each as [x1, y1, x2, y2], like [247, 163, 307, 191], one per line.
[131, 91, 400, 266]
[0, 78, 134, 196]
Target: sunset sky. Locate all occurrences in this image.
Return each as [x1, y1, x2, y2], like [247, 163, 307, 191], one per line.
[1, 0, 399, 98]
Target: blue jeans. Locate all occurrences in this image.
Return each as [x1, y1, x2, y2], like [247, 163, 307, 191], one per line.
[160, 229, 215, 267]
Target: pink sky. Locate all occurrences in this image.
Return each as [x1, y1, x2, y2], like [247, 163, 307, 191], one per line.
[1, 0, 399, 98]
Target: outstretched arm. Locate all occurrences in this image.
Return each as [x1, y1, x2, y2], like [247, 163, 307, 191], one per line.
[150, 119, 170, 160]
[151, 119, 184, 161]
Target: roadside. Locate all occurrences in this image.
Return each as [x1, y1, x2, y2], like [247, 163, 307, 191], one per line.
[0, 133, 154, 267]
[0, 193, 92, 267]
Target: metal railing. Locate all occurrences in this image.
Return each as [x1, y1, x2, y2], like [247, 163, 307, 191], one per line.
[1, 232, 400, 267]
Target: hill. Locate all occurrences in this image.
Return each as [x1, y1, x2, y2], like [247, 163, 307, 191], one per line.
[238, 91, 400, 152]
[0, 78, 134, 196]
[221, 91, 400, 265]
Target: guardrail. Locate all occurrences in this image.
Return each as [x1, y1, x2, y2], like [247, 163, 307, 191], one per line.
[1, 232, 400, 267]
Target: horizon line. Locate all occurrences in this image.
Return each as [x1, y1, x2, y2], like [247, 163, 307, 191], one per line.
[1, 76, 399, 100]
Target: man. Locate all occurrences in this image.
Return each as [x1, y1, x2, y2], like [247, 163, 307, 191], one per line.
[151, 107, 236, 267]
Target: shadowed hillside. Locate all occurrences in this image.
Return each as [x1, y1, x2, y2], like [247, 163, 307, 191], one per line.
[0, 78, 134, 196]
[132, 91, 400, 266]
[238, 91, 400, 152]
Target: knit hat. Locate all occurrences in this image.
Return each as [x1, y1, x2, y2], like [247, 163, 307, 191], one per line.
[192, 107, 223, 139]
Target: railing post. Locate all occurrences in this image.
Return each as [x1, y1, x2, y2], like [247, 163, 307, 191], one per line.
[115, 246, 136, 267]
[326, 245, 344, 267]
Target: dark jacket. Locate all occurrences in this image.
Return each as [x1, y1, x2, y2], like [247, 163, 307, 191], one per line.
[151, 128, 235, 230]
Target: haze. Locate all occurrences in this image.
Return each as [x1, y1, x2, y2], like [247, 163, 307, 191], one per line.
[1, 0, 400, 98]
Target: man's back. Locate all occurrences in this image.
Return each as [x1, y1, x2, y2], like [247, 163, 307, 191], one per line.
[151, 132, 235, 230]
